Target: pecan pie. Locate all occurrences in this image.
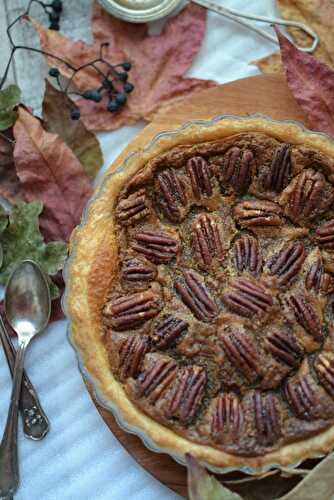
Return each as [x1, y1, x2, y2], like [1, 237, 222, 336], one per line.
[67, 117, 334, 471]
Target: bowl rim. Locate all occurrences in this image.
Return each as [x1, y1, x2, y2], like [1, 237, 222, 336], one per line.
[97, 0, 182, 23]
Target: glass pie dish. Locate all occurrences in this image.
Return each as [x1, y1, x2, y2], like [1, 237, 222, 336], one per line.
[63, 114, 334, 475]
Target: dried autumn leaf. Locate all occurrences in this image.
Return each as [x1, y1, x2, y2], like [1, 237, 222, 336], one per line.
[42, 80, 103, 179]
[0, 131, 23, 204]
[280, 452, 334, 500]
[252, 52, 282, 75]
[0, 201, 67, 299]
[276, 27, 334, 137]
[0, 85, 21, 131]
[30, 1, 216, 131]
[186, 455, 244, 500]
[13, 107, 92, 242]
[252, 0, 334, 75]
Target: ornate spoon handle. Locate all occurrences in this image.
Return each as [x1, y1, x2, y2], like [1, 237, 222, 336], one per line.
[0, 317, 49, 440]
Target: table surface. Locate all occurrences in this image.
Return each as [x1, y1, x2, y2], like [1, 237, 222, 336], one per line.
[0, 1, 283, 499]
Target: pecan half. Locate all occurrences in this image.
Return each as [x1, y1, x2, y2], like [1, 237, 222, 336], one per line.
[175, 270, 218, 322]
[315, 219, 334, 251]
[305, 258, 334, 294]
[132, 230, 180, 264]
[121, 257, 157, 287]
[192, 214, 224, 268]
[221, 147, 254, 193]
[186, 156, 213, 199]
[285, 374, 316, 419]
[118, 335, 149, 380]
[221, 330, 261, 382]
[167, 366, 206, 423]
[116, 188, 150, 225]
[287, 294, 322, 341]
[233, 235, 261, 275]
[265, 330, 303, 367]
[268, 241, 305, 286]
[157, 169, 187, 222]
[263, 144, 291, 192]
[222, 278, 273, 317]
[103, 291, 161, 330]
[234, 200, 282, 228]
[211, 393, 243, 438]
[137, 357, 177, 401]
[315, 353, 334, 398]
[254, 391, 281, 445]
[287, 169, 328, 221]
[152, 315, 188, 349]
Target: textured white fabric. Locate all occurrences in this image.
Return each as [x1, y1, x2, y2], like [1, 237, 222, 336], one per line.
[0, 1, 281, 498]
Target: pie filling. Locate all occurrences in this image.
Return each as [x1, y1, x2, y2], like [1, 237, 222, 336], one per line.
[101, 132, 334, 458]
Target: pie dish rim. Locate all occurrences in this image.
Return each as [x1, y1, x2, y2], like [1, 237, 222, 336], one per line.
[63, 113, 334, 475]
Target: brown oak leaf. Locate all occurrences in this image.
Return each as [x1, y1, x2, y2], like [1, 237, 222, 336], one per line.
[276, 27, 334, 137]
[13, 107, 92, 241]
[30, 1, 216, 131]
[252, 0, 334, 75]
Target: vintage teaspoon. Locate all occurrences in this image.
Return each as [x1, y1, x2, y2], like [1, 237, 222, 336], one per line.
[0, 316, 49, 440]
[0, 202, 49, 440]
[0, 260, 51, 497]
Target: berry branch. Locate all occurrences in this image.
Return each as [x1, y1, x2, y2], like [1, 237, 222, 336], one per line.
[0, 0, 134, 120]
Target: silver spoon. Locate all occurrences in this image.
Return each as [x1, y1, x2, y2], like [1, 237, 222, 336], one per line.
[0, 260, 51, 497]
[0, 202, 49, 440]
[0, 315, 50, 440]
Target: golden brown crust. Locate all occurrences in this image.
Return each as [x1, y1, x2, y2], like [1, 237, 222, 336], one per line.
[67, 117, 334, 472]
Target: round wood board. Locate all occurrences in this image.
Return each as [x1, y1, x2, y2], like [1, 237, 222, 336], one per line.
[86, 74, 309, 498]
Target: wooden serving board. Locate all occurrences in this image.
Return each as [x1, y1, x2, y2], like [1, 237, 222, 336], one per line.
[87, 74, 309, 498]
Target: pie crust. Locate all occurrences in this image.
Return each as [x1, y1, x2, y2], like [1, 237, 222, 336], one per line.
[66, 116, 334, 472]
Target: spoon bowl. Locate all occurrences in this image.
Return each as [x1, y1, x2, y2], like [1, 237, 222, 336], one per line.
[5, 260, 51, 340]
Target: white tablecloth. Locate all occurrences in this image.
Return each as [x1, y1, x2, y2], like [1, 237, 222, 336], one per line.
[0, 1, 281, 498]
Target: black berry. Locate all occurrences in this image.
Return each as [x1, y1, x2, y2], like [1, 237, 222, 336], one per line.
[122, 62, 132, 71]
[49, 67, 60, 78]
[82, 89, 102, 103]
[70, 109, 80, 120]
[102, 78, 112, 89]
[107, 101, 119, 112]
[118, 72, 128, 82]
[52, 0, 63, 13]
[91, 90, 102, 102]
[123, 82, 134, 94]
[49, 21, 60, 30]
[115, 93, 127, 105]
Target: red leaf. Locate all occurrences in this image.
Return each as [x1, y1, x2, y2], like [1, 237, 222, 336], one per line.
[30, 2, 216, 131]
[13, 107, 92, 242]
[275, 26, 334, 137]
[50, 297, 65, 322]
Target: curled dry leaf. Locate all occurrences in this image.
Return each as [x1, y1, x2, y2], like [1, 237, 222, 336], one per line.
[252, 0, 334, 75]
[186, 454, 243, 500]
[13, 107, 92, 242]
[276, 27, 334, 137]
[186, 451, 334, 500]
[279, 452, 334, 500]
[30, 1, 216, 131]
[42, 80, 103, 179]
